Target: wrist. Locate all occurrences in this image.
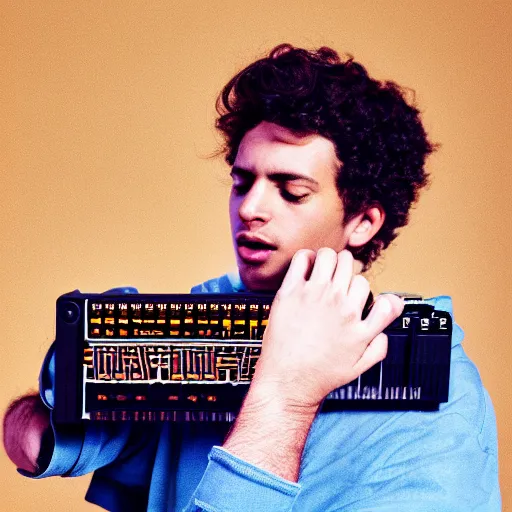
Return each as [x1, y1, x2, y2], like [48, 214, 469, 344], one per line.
[244, 377, 320, 419]
[222, 381, 319, 482]
[250, 365, 324, 412]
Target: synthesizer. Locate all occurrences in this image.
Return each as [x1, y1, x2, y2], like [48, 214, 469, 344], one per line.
[53, 291, 452, 423]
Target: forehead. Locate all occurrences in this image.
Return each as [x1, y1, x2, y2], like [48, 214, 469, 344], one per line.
[235, 122, 340, 177]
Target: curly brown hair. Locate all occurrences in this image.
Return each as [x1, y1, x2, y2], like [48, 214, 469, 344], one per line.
[216, 44, 435, 270]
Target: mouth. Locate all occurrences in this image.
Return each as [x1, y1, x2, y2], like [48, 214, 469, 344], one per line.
[236, 235, 277, 264]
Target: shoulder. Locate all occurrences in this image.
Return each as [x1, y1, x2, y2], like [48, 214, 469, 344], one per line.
[424, 295, 495, 438]
[301, 349, 500, 509]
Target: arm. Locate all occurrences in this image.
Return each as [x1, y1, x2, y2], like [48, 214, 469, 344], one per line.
[186, 249, 404, 511]
[4, 286, 159, 482]
[223, 249, 402, 481]
[5, 350, 148, 481]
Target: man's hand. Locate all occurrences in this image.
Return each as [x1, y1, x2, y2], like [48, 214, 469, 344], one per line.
[254, 248, 404, 409]
[223, 248, 404, 481]
[3, 394, 50, 473]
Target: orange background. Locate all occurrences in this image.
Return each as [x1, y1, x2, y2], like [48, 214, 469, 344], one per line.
[1, 1, 510, 510]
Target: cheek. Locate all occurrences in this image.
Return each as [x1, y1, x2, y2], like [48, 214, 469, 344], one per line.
[284, 210, 345, 250]
[280, 216, 323, 248]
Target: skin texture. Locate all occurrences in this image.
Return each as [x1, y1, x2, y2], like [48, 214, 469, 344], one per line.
[224, 122, 404, 481]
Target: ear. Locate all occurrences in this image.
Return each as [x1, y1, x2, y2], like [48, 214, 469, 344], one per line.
[345, 205, 385, 248]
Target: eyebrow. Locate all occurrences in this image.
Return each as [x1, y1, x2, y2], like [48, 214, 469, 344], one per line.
[230, 166, 320, 187]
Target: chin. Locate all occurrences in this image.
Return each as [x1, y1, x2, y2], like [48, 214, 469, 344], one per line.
[240, 268, 284, 293]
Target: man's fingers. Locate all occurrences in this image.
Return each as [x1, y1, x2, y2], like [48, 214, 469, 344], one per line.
[332, 250, 355, 294]
[278, 249, 316, 295]
[363, 294, 404, 334]
[347, 274, 371, 312]
[352, 333, 388, 375]
[308, 248, 338, 284]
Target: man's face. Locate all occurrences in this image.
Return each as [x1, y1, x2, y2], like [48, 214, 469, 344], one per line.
[229, 121, 353, 292]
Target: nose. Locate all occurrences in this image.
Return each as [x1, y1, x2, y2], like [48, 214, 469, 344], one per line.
[237, 180, 271, 224]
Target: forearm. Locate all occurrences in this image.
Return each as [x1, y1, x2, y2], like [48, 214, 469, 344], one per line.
[3, 393, 50, 473]
[187, 381, 310, 512]
[223, 380, 318, 482]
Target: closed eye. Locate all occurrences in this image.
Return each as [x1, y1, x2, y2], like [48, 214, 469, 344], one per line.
[280, 189, 309, 203]
[230, 172, 252, 194]
[230, 169, 310, 203]
[231, 182, 252, 195]
[233, 184, 308, 203]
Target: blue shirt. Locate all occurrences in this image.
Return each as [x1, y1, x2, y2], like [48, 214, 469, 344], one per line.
[26, 272, 501, 511]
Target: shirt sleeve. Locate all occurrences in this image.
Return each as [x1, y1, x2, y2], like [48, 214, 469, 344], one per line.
[19, 343, 144, 480]
[184, 446, 301, 512]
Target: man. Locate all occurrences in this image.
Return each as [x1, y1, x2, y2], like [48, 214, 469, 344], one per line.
[3, 44, 500, 511]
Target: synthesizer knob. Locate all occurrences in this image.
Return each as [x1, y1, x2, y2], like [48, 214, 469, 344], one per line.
[59, 301, 80, 324]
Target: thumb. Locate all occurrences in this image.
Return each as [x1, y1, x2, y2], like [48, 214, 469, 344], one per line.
[352, 332, 388, 376]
